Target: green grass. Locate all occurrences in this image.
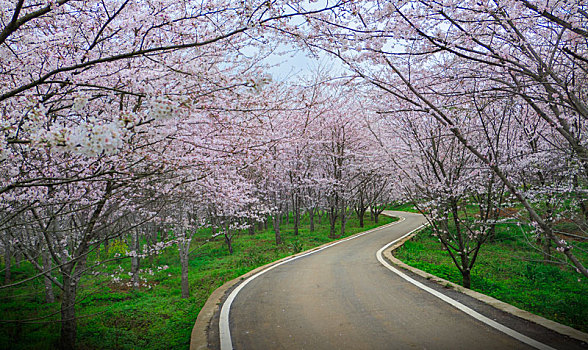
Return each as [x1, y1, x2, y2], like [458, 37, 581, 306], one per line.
[394, 225, 588, 332]
[385, 201, 420, 213]
[0, 212, 397, 350]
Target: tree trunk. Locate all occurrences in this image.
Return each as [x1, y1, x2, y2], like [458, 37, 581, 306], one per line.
[248, 220, 255, 235]
[60, 272, 77, 350]
[273, 216, 282, 245]
[293, 197, 300, 236]
[371, 205, 382, 224]
[462, 269, 471, 289]
[282, 203, 289, 226]
[4, 245, 10, 284]
[224, 232, 233, 254]
[579, 201, 588, 222]
[14, 250, 21, 267]
[356, 194, 365, 227]
[328, 207, 337, 238]
[148, 241, 155, 265]
[357, 208, 366, 227]
[179, 248, 190, 298]
[574, 176, 588, 222]
[131, 231, 140, 290]
[542, 231, 552, 263]
[340, 199, 346, 236]
[42, 248, 55, 303]
[309, 208, 315, 232]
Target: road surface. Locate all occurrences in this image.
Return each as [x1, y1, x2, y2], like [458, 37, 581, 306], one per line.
[221, 211, 585, 350]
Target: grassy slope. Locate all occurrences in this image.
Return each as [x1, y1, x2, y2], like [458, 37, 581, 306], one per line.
[0, 213, 396, 350]
[385, 202, 420, 213]
[394, 225, 588, 332]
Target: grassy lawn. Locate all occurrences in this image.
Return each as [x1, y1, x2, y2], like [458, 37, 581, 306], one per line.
[394, 225, 588, 332]
[0, 213, 397, 350]
[385, 202, 420, 213]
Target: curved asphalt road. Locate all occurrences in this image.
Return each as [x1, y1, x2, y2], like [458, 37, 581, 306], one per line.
[223, 211, 578, 349]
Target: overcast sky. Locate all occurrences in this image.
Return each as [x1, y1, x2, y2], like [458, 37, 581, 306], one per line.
[262, 43, 347, 81]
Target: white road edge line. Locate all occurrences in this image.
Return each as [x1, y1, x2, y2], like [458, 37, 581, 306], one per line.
[376, 222, 556, 350]
[219, 216, 406, 350]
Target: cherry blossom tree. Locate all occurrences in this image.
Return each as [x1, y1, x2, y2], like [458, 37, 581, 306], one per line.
[380, 108, 508, 288]
[293, 0, 588, 278]
[1, 1, 361, 348]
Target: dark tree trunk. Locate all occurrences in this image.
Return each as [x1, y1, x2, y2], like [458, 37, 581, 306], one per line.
[328, 207, 337, 238]
[224, 233, 233, 254]
[355, 194, 366, 227]
[149, 228, 158, 264]
[356, 204, 367, 227]
[580, 201, 588, 222]
[58, 181, 109, 350]
[14, 250, 21, 267]
[574, 176, 588, 222]
[282, 203, 289, 226]
[293, 198, 300, 236]
[131, 231, 140, 290]
[340, 199, 346, 236]
[308, 208, 315, 232]
[542, 232, 552, 263]
[60, 271, 77, 350]
[273, 216, 282, 245]
[462, 269, 471, 289]
[249, 220, 255, 235]
[4, 245, 10, 284]
[148, 242, 155, 265]
[42, 248, 55, 303]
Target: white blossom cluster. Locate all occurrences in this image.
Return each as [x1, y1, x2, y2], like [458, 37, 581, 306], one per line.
[149, 97, 177, 120]
[106, 264, 170, 290]
[27, 115, 125, 156]
[248, 74, 272, 93]
[71, 96, 89, 112]
[66, 120, 125, 156]
[0, 133, 11, 161]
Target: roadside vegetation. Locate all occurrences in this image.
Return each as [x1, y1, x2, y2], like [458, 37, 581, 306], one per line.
[385, 202, 420, 213]
[0, 213, 396, 350]
[394, 224, 588, 332]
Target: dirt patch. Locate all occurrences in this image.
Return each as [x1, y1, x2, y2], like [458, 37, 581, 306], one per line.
[496, 207, 520, 218]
